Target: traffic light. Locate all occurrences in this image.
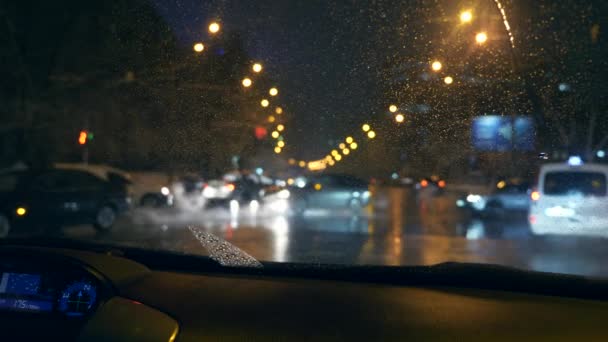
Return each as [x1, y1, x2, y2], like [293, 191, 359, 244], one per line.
[78, 130, 87, 145]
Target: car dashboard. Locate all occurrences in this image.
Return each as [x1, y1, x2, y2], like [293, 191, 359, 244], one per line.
[0, 243, 607, 341]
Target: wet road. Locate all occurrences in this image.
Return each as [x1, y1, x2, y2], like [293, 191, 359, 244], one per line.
[36, 188, 608, 278]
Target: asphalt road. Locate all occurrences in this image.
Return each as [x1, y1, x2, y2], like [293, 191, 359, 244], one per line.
[31, 188, 608, 278]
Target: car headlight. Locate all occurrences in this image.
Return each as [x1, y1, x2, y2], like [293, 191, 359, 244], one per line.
[161, 186, 170, 196]
[277, 189, 290, 199]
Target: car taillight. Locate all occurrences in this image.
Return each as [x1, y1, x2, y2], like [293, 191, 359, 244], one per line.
[531, 191, 540, 201]
[420, 180, 429, 187]
[438, 180, 446, 188]
[226, 183, 235, 191]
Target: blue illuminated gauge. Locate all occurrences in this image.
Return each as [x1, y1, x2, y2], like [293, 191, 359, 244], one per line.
[57, 281, 97, 317]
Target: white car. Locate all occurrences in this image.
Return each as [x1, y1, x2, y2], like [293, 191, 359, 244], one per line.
[529, 161, 608, 236]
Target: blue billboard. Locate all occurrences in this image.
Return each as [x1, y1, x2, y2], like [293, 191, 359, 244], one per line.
[472, 116, 535, 151]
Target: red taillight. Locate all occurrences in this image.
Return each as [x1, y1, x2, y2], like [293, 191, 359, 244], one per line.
[420, 180, 429, 187]
[438, 180, 446, 188]
[531, 191, 540, 201]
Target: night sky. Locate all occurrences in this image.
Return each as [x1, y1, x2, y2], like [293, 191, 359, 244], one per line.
[151, 0, 383, 159]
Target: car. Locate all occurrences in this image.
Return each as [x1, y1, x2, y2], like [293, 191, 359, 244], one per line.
[0, 168, 130, 237]
[202, 179, 236, 206]
[462, 179, 531, 218]
[529, 161, 608, 236]
[289, 174, 370, 214]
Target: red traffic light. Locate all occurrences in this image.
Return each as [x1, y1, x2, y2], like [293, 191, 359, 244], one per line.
[78, 131, 87, 145]
[254, 126, 267, 140]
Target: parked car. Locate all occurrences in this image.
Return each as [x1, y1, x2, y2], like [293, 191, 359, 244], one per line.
[289, 174, 370, 214]
[0, 168, 130, 237]
[530, 161, 608, 236]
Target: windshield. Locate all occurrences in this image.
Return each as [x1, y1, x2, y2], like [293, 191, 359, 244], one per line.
[1, 0, 607, 279]
[544, 172, 607, 196]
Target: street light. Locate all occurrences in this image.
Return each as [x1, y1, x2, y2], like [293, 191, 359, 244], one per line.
[277, 124, 285, 132]
[431, 60, 442, 71]
[277, 141, 285, 148]
[252, 63, 263, 73]
[444, 76, 454, 85]
[395, 113, 405, 123]
[193, 43, 205, 52]
[298, 161, 306, 168]
[339, 143, 346, 149]
[261, 99, 269, 107]
[275, 107, 283, 114]
[331, 150, 339, 156]
[367, 130, 376, 139]
[350, 142, 358, 150]
[274, 147, 282, 154]
[346, 136, 353, 144]
[334, 154, 342, 161]
[475, 32, 488, 44]
[389, 105, 398, 113]
[271, 131, 279, 139]
[242, 77, 252, 87]
[208, 22, 220, 34]
[342, 148, 350, 155]
[362, 124, 371, 132]
[269, 88, 278, 96]
[268, 115, 276, 123]
[460, 10, 472, 23]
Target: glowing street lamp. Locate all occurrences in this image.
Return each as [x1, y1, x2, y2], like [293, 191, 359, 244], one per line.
[275, 107, 283, 114]
[274, 147, 282, 154]
[334, 154, 342, 161]
[342, 148, 350, 155]
[331, 150, 339, 156]
[362, 124, 371, 132]
[339, 143, 346, 149]
[444, 76, 454, 85]
[277, 141, 285, 148]
[346, 136, 353, 144]
[268, 115, 276, 123]
[350, 142, 358, 150]
[242, 77, 252, 87]
[252, 63, 263, 73]
[269, 88, 278, 96]
[271, 131, 280, 139]
[460, 10, 472, 23]
[476, 32, 488, 44]
[208, 22, 220, 34]
[389, 105, 398, 113]
[193, 43, 204, 52]
[277, 124, 285, 132]
[298, 161, 306, 168]
[395, 113, 405, 123]
[261, 99, 270, 107]
[367, 130, 376, 139]
[431, 60, 442, 72]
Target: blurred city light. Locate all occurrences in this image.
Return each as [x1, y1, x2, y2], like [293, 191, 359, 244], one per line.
[16, 207, 27, 216]
[346, 136, 353, 144]
[431, 60, 442, 71]
[475, 32, 488, 44]
[444, 76, 454, 85]
[78, 130, 88, 145]
[261, 99, 270, 107]
[271, 131, 280, 138]
[334, 154, 342, 161]
[367, 130, 376, 139]
[275, 107, 283, 114]
[362, 124, 370, 132]
[460, 10, 473, 23]
[288, 158, 296, 165]
[269, 88, 278, 96]
[497, 180, 506, 189]
[331, 150, 339, 156]
[314, 183, 322, 191]
[274, 147, 282, 154]
[350, 142, 358, 150]
[389, 105, 398, 113]
[395, 113, 405, 123]
[287, 178, 295, 185]
[342, 148, 350, 155]
[277, 141, 285, 148]
[252, 63, 263, 73]
[277, 124, 285, 132]
[298, 161, 306, 168]
[597, 150, 606, 158]
[193, 42, 204, 52]
[208, 22, 220, 34]
[242, 77, 252, 87]
[268, 115, 276, 123]
[339, 143, 346, 149]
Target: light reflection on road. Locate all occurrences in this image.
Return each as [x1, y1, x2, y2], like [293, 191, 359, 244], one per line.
[22, 187, 608, 278]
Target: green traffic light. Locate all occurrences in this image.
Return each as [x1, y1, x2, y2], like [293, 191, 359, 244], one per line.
[87, 132, 94, 140]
